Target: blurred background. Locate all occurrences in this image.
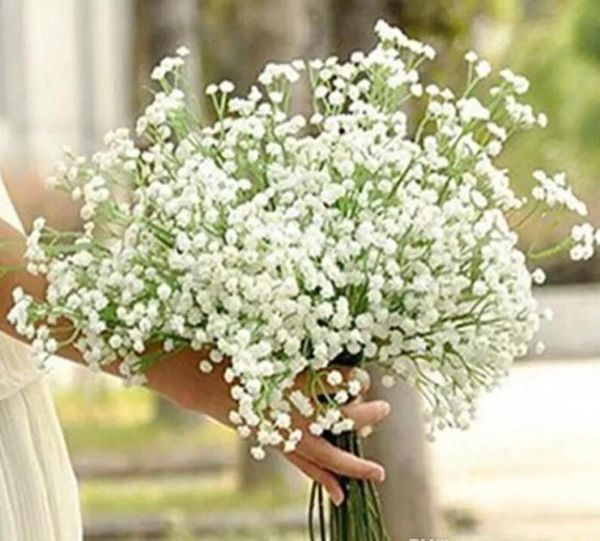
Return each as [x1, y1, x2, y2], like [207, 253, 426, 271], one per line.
[1, 0, 600, 539]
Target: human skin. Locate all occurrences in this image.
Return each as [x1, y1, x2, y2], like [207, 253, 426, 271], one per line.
[0, 218, 390, 505]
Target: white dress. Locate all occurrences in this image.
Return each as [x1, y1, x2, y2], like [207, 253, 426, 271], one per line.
[0, 178, 82, 540]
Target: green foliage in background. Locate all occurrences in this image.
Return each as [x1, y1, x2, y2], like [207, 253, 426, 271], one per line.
[82, 476, 301, 516]
[55, 387, 233, 453]
[574, 0, 600, 62]
[498, 1, 600, 281]
[387, 0, 519, 41]
[509, 6, 599, 180]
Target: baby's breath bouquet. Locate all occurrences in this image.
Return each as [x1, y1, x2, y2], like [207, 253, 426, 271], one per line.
[8, 21, 599, 540]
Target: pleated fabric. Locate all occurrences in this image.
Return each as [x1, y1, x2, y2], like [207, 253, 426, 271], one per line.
[0, 357, 82, 540]
[0, 176, 82, 539]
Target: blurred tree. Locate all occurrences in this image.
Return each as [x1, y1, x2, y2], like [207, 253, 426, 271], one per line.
[329, 0, 387, 55]
[199, 0, 331, 115]
[387, 0, 480, 39]
[573, 0, 600, 149]
[492, 0, 600, 284]
[132, 0, 202, 425]
[578, 99, 600, 149]
[367, 379, 439, 539]
[133, 0, 201, 112]
[386, 0, 489, 83]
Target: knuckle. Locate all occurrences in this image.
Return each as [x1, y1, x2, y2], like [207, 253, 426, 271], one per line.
[319, 472, 332, 486]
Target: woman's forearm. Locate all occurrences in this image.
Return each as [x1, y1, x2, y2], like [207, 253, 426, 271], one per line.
[0, 218, 232, 417]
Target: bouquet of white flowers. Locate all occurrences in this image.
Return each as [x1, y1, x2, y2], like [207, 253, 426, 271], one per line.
[8, 20, 598, 540]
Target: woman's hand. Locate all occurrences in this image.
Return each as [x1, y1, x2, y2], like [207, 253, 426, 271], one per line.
[145, 349, 390, 507]
[283, 375, 390, 507]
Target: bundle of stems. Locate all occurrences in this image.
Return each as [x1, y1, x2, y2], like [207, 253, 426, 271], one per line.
[309, 432, 390, 541]
[308, 350, 391, 540]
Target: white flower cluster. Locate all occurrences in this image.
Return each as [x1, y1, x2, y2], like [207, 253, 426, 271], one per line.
[531, 170, 588, 216]
[570, 223, 600, 261]
[10, 21, 598, 451]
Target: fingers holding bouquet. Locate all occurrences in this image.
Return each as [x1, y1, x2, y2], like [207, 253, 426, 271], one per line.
[120, 346, 389, 507]
[282, 365, 391, 506]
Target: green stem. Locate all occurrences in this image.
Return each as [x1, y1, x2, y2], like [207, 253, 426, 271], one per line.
[528, 236, 573, 260]
[318, 484, 327, 540]
[309, 482, 318, 541]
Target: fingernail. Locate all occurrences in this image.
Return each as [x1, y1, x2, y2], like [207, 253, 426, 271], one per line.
[371, 466, 386, 483]
[379, 401, 391, 418]
[360, 426, 374, 438]
[331, 491, 344, 506]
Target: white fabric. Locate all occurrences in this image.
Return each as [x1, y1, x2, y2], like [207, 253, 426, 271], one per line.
[0, 178, 41, 400]
[0, 175, 82, 540]
[0, 176, 25, 234]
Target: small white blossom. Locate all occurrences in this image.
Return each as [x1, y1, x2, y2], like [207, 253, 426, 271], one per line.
[326, 370, 343, 387]
[250, 446, 266, 461]
[176, 46, 190, 57]
[475, 60, 492, 79]
[465, 51, 478, 63]
[531, 268, 546, 285]
[381, 375, 395, 388]
[219, 80, 235, 94]
[199, 360, 213, 373]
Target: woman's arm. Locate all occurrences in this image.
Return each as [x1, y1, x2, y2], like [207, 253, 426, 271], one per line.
[0, 218, 389, 505]
[0, 218, 222, 410]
